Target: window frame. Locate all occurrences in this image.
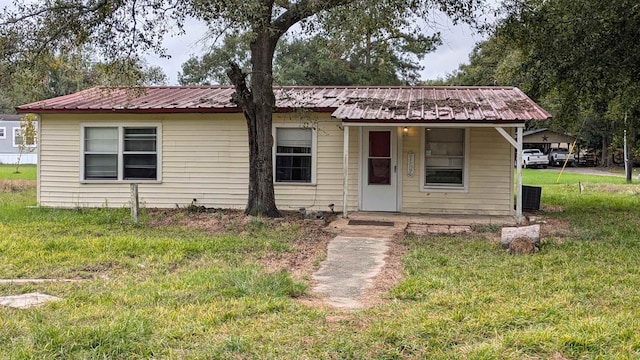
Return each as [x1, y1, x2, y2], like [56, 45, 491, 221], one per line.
[12, 127, 37, 148]
[420, 127, 469, 193]
[0, 127, 5, 139]
[80, 123, 162, 183]
[272, 124, 317, 185]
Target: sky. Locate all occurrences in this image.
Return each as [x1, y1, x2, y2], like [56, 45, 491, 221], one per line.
[1, 1, 489, 84]
[148, 16, 487, 85]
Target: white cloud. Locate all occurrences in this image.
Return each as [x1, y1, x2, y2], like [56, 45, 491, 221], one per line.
[419, 11, 489, 81]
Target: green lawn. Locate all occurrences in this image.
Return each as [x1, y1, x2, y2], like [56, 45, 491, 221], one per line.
[1, 170, 640, 358]
[0, 164, 37, 180]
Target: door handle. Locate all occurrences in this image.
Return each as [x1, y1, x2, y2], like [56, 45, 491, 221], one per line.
[394, 165, 397, 173]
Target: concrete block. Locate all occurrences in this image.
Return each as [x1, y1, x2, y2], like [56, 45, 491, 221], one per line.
[0, 292, 61, 309]
[501, 224, 540, 249]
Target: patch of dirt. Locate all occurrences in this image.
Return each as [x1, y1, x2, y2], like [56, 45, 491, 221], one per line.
[540, 204, 565, 213]
[585, 183, 640, 195]
[146, 208, 574, 310]
[148, 208, 410, 309]
[360, 231, 409, 308]
[70, 261, 120, 280]
[0, 179, 36, 192]
[148, 208, 249, 233]
[258, 220, 335, 282]
[147, 208, 338, 283]
[539, 217, 575, 241]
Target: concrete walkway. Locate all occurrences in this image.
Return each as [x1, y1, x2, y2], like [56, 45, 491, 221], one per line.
[313, 212, 516, 310]
[312, 236, 390, 309]
[313, 217, 407, 310]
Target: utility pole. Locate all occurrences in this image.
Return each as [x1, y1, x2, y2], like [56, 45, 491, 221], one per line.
[624, 112, 632, 183]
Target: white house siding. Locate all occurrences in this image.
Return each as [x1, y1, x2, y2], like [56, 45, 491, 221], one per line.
[38, 113, 252, 208]
[400, 127, 514, 216]
[272, 114, 358, 212]
[38, 113, 355, 211]
[38, 113, 514, 215]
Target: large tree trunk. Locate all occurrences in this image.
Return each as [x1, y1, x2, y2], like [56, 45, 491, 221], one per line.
[601, 136, 611, 167]
[239, 30, 281, 217]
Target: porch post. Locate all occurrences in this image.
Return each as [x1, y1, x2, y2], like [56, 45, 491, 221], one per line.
[516, 126, 524, 224]
[342, 125, 349, 218]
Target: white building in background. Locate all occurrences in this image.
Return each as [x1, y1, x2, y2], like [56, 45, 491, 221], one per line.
[0, 114, 37, 165]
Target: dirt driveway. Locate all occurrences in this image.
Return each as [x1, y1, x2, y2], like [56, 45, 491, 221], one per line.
[539, 166, 627, 178]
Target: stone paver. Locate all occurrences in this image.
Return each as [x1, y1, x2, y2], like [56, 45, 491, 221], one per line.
[0, 279, 83, 284]
[0, 292, 61, 309]
[405, 223, 472, 236]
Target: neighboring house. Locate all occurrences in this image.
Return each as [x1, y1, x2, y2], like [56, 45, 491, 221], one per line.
[17, 86, 550, 221]
[523, 128, 577, 154]
[0, 114, 37, 165]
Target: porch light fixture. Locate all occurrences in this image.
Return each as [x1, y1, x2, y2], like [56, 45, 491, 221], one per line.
[403, 126, 409, 137]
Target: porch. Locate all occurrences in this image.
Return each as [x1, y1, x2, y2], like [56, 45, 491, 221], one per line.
[330, 211, 519, 239]
[339, 124, 527, 223]
[346, 211, 518, 226]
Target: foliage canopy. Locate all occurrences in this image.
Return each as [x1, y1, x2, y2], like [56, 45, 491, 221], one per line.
[1, 0, 484, 215]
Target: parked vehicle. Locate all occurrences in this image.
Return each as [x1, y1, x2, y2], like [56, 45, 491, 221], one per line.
[520, 149, 548, 168]
[548, 148, 575, 166]
[577, 150, 597, 167]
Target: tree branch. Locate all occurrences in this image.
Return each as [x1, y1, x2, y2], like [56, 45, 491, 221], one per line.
[271, 0, 351, 37]
[0, 0, 110, 26]
[226, 61, 252, 110]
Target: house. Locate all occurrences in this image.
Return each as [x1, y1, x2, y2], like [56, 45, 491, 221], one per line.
[16, 86, 551, 221]
[0, 114, 37, 165]
[523, 128, 577, 154]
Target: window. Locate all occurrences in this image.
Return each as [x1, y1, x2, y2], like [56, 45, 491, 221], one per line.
[368, 131, 391, 185]
[424, 128, 467, 189]
[82, 125, 159, 181]
[0, 127, 5, 139]
[274, 127, 313, 183]
[13, 128, 36, 147]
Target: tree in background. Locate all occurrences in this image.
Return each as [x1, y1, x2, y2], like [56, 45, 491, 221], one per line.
[443, 0, 640, 166]
[501, 0, 640, 167]
[1, 0, 484, 216]
[180, 2, 443, 87]
[0, 48, 167, 114]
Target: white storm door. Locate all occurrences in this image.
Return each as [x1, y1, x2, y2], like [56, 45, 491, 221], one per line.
[361, 128, 398, 211]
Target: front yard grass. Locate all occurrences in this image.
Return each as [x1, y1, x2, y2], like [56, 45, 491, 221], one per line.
[0, 164, 36, 180]
[1, 169, 640, 358]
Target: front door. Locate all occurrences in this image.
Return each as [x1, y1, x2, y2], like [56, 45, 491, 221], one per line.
[361, 128, 398, 211]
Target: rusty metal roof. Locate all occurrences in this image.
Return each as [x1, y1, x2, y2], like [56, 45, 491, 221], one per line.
[16, 86, 551, 123]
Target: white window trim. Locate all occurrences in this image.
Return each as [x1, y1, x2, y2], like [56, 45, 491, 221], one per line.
[12, 127, 18, 147]
[80, 123, 162, 184]
[272, 124, 317, 186]
[12, 127, 37, 148]
[420, 127, 470, 193]
[0, 127, 5, 139]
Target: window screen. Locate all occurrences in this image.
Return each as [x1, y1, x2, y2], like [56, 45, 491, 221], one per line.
[425, 128, 465, 186]
[275, 128, 312, 183]
[83, 126, 158, 181]
[84, 127, 118, 180]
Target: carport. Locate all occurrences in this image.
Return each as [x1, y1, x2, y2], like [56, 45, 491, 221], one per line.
[523, 128, 576, 153]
